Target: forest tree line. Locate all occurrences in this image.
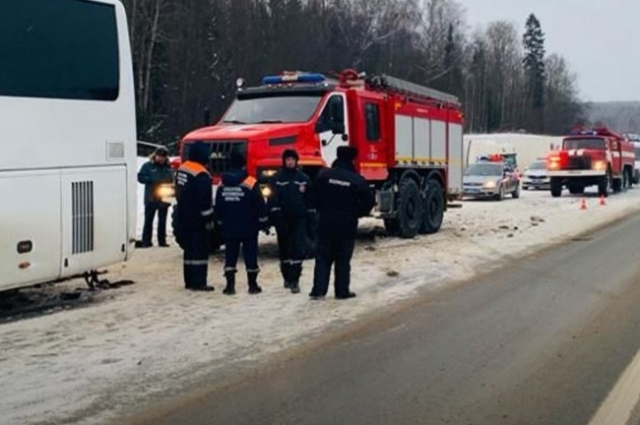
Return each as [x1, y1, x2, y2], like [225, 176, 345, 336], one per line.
[122, 0, 588, 145]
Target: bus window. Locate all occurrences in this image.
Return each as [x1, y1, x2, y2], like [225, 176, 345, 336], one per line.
[0, 0, 119, 101]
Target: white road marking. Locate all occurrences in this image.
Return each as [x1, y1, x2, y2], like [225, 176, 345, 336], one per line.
[588, 345, 640, 425]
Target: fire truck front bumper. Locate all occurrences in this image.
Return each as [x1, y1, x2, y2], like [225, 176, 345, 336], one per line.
[547, 170, 606, 178]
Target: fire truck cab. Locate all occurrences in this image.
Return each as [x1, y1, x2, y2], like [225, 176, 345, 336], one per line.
[547, 127, 635, 197]
[175, 69, 464, 249]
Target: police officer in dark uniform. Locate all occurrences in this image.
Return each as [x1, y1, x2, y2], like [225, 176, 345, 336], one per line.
[174, 142, 215, 292]
[268, 149, 314, 294]
[215, 150, 269, 295]
[310, 146, 375, 300]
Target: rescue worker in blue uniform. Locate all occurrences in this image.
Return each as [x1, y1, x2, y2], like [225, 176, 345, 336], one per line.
[215, 150, 269, 295]
[174, 142, 215, 292]
[268, 149, 315, 294]
[310, 146, 375, 300]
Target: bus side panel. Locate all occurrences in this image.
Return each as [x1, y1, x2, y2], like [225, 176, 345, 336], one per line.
[60, 166, 128, 278]
[0, 170, 62, 291]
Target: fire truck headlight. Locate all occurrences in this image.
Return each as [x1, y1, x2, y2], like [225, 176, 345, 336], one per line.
[593, 160, 606, 171]
[261, 185, 273, 198]
[548, 158, 560, 170]
[156, 184, 175, 199]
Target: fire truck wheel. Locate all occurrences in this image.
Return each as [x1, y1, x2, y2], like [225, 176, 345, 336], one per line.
[550, 178, 562, 197]
[419, 181, 444, 235]
[397, 179, 423, 238]
[623, 169, 630, 190]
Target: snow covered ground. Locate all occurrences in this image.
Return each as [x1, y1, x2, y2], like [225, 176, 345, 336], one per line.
[2, 173, 640, 425]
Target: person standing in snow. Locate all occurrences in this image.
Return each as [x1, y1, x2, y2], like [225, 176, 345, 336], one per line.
[174, 142, 215, 292]
[268, 149, 315, 294]
[137, 146, 173, 248]
[309, 146, 375, 300]
[215, 150, 269, 295]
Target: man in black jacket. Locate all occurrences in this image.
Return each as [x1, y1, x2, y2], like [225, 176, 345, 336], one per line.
[310, 146, 375, 300]
[215, 150, 269, 295]
[268, 149, 314, 294]
[137, 146, 173, 248]
[174, 142, 215, 291]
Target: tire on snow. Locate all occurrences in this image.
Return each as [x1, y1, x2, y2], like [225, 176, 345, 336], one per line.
[397, 178, 423, 239]
[550, 178, 562, 198]
[419, 180, 444, 235]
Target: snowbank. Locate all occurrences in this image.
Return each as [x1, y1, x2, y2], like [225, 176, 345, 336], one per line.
[2, 185, 640, 425]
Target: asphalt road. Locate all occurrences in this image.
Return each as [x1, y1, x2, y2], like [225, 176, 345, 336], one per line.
[126, 213, 640, 425]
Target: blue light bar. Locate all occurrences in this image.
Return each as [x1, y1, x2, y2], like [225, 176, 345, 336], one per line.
[570, 129, 597, 136]
[262, 73, 326, 85]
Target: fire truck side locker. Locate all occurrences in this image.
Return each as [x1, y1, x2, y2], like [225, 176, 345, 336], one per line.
[368, 74, 463, 239]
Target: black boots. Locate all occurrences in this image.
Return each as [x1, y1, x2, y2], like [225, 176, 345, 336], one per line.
[281, 263, 291, 289]
[281, 262, 302, 294]
[289, 264, 301, 294]
[224, 271, 261, 295]
[223, 271, 236, 295]
[248, 271, 262, 294]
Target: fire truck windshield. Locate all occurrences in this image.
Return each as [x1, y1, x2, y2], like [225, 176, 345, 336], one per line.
[563, 138, 605, 150]
[222, 95, 323, 124]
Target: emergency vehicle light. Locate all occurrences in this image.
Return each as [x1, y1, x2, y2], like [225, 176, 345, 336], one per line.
[262, 73, 326, 85]
[570, 129, 597, 136]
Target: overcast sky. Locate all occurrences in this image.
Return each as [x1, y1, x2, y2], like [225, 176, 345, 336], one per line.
[462, 0, 640, 102]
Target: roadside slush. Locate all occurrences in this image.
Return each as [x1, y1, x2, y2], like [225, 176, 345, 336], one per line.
[2, 188, 640, 425]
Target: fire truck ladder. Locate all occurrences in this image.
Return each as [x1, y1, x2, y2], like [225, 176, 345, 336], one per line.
[367, 74, 460, 106]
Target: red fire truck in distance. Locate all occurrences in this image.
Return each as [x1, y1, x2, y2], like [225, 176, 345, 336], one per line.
[546, 127, 635, 197]
[174, 69, 464, 248]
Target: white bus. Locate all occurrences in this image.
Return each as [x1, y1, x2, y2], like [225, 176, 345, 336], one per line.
[0, 0, 137, 291]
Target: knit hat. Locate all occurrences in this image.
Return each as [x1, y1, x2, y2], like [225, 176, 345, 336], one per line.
[282, 149, 299, 163]
[155, 146, 169, 157]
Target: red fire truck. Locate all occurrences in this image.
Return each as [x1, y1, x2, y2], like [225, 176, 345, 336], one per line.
[546, 127, 635, 197]
[172, 69, 464, 249]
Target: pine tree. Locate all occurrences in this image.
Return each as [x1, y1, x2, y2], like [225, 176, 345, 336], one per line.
[523, 13, 546, 132]
[443, 23, 463, 98]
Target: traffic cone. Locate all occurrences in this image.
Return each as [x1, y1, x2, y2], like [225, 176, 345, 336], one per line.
[580, 198, 587, 210]
[599, 195, 606, 206]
